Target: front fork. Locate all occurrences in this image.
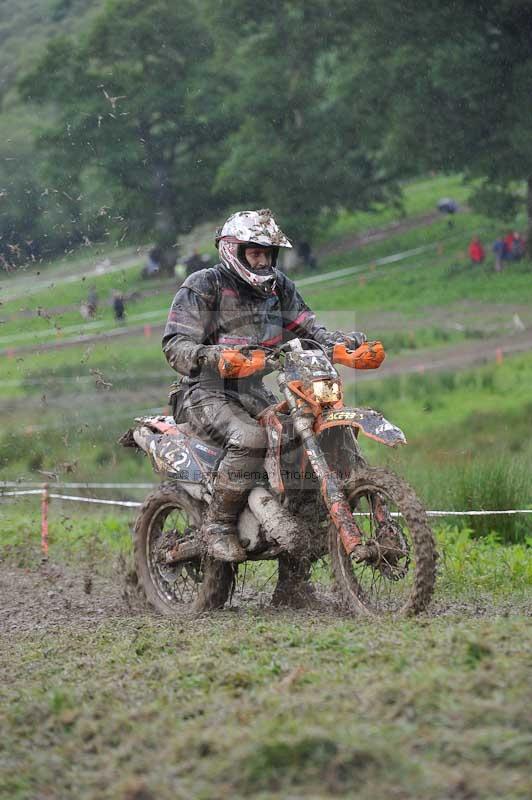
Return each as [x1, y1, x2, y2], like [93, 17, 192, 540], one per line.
[287, 406, 364, 556]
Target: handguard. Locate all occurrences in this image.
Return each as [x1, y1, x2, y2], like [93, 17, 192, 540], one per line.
[218, 349, 266, 379]
[332, 340, 385, 370]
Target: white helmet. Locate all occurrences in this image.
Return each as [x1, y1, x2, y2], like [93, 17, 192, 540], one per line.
[215, 209, 292, 294]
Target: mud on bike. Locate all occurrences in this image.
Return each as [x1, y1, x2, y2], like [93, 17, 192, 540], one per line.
[120, 338, 437, 616]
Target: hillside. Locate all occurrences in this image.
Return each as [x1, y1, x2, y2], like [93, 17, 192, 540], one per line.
[1, 171, 531, 800]
[1, 173, 531, 545]
[0, 0, 103, 101]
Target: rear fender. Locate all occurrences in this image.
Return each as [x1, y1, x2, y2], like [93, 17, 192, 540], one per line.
[315, 407, 406, 447]
[132, 420, 222, 482]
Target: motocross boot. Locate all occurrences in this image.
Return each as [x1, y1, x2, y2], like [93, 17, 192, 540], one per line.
[271, 554, 316, 608]
[202, 472, 248, 563]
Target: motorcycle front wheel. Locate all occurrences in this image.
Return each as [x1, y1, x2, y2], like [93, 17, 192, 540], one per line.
[134, 484, 233, 615]
[328, 466, 437, 616]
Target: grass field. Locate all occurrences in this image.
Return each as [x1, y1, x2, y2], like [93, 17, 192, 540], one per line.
[2, 174, 531, 346]
[1, 173, 531, 800]
[1, 500, 531, 800]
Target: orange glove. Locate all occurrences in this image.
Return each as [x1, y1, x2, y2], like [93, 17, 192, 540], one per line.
[332, 340, 385, 370]
[218, 349, 266, 378]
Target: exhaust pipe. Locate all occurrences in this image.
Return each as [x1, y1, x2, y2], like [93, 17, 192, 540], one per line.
[246, 487, 306, 553]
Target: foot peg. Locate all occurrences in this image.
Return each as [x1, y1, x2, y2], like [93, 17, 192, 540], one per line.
[206, 528, 247, 563]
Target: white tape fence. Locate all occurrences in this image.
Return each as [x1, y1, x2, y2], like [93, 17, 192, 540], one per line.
[0, 481, 532, 517]
[1, 481, 530, 559]
[2, 481, 531, 515]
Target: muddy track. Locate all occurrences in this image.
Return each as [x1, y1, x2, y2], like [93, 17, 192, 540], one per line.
[347, 329, 532, 383]
[1, 558, 529, 641]
[0, 561, 139, 636]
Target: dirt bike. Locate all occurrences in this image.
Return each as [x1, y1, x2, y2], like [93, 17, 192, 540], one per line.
[120, 338, 437, 616]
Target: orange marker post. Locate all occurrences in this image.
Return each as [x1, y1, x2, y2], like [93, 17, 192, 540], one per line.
[495, 347, 504, 365]
[144, 324, 152, 338]
[41, 483, 49, 559]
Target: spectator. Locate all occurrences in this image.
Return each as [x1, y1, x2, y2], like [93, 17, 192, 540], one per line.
[142, 247, 162, 278]
[87, 286, 98, 318]
[492, 237, 505, 273]
[468, 236, 485, 265]
[437, 197, 458, 228]
[184, 249, 205, 277]
[112, 291, 126, 323]
[437, 197, 458, 214]
[297, 240, 317, 271]
[505, 231, 525, 261]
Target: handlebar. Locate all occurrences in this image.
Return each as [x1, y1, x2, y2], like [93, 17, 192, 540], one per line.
[242, 338, 385, 373]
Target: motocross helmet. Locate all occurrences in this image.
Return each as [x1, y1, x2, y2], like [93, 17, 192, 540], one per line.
[215, 209, 292, 294]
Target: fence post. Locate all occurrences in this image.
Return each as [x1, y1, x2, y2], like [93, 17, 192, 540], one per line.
[41, 483, 49, 560]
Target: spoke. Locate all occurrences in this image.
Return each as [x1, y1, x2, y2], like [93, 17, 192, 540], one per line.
[255, 567, 278, 593]
[239, 563, 248, 598]
[149, 503, 202, 605]
[346, 486, 417, 612]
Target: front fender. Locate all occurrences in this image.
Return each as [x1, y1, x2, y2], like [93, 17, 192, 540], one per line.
[315, 407, 406, 447]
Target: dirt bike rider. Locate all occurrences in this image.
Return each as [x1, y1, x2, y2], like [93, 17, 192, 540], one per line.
[162, 209, 366, 564]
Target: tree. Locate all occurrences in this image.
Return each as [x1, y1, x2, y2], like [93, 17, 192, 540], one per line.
[19, 0, 228, 271]
[346, 0, 532, 244]
[202, 0, 400, 243]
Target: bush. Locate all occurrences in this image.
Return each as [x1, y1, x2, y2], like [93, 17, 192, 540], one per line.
[437, 526, 532, 595]
[446, 459, 531, 544]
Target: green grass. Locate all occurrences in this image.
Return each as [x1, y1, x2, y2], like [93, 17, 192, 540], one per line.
[0, 332, 166, 394]
[0, 614, 530, 800]
[1, 501, 530, 599]
[348, 354, 532, 542]
[1, 254, 148, 318]
[2, 610, 530, 800]
[316, 173, 475, 244]
[0, 501, 531, 799]
[306, 218, 532, 314]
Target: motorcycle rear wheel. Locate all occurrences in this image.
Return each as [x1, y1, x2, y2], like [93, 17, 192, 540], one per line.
[328, 466, 437, 616]
[134, 484, 233, 615]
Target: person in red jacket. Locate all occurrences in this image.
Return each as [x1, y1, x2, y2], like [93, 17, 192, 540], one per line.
[468, 236, 485, 264]
[504, 231, 525, 261]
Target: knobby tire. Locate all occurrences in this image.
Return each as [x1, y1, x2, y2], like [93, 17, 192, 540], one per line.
[329, 466, 437, 616]
[133, 484, 233, 615]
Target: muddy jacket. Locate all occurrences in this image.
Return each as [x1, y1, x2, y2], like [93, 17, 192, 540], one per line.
[162, 264, 344, 416]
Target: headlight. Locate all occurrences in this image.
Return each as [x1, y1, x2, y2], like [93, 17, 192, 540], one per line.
[312, 380, 342, 403]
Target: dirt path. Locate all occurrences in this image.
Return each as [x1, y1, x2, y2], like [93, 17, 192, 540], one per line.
[1, 246, 150, 304]
[347, 329, 532, 383]
[315, 211, 445, 259]
[3, 323, 531, 379]
[0, 561, 137, 636]
[1, 560, 529, 640]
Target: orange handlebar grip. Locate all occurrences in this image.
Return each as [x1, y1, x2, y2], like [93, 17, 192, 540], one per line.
[332, 341, 385, 370]
[218, 349, 266, 378]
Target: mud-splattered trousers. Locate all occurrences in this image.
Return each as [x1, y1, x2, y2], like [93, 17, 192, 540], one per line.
[162, 264, 349, 526]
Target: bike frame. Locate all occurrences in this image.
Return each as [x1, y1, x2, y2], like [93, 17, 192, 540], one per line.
[260, 357, 406, 556]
